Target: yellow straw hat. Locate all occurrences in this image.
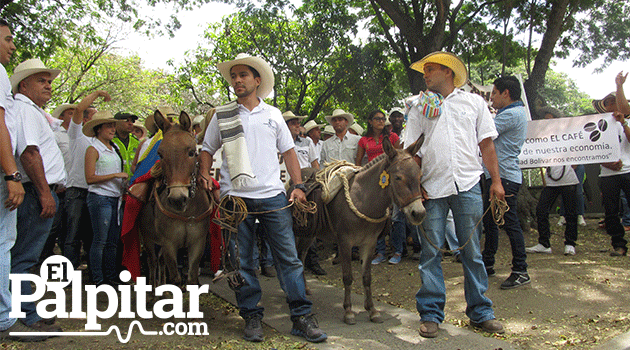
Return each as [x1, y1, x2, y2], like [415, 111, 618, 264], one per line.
[410, 51, 468, 88]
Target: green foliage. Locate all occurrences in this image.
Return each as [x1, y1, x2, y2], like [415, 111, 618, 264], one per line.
[541, 70, 595, 116]
[47, 39, 183, 119]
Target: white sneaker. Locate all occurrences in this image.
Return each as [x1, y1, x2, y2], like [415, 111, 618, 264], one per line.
[564, 245, 576, 256]
[557, 216, 566, 226]
[577, 215, 586, 226]
[526, 243, 552, 254]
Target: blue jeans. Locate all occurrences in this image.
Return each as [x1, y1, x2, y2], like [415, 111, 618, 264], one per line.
[0, 180, 17, 330]
[415, 182, 494, 324]
[560, 165, 586, 216]
[87, 193, 121, 284]
[64, 187, 93, 268]
[482, 178, 527, 272]
[444, 210, 459, 254]
[377, 205, 417, 256]
[12, 183, 58, 325]
[232, 193, 312, 319]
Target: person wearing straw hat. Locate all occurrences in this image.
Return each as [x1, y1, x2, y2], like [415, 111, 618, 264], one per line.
[348, 122, 363, 136]
[8, 58, 65, 332]
[320, 109, 361, 165]
[62, 90, 110, 281]
[131, 121, 147, 142]
[594, 71, 630, 257]
[403, 51, 505, 338]
[303, 120, 324, 161]
[321, 124, 334, 141]
[0, 20, 47, 342]
[83, 111, 127, 287]
[284, 111, 319, 169]
[199, 53, 326, 343]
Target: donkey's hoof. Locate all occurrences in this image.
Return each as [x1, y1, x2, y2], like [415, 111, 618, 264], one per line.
[370, 313, 383, 323]
[344, 313, 356, 325]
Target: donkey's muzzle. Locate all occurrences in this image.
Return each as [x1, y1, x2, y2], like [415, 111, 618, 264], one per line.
[403, 198, 426, 226]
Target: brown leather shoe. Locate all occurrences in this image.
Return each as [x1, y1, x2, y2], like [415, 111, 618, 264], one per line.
[419, 321, 439, 338]
[470, 319, 504, 334]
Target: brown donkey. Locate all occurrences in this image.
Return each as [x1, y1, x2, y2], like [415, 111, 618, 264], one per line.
[296, 135, 426, 324]
[139, 110, 214, 287]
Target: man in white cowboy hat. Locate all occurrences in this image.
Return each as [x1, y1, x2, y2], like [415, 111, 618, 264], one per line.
[8, 58, 66, 332]
[0, 19, 48, 342]
[320, 108, 361, 165]
[593, 71, 630, 257]
[303, 120, 324, 161]
[403, 51, 505, 338]
[199, 53, 327, 343]
[284, 111, 319, 169]
[321, 124, 334, 141]
[348, 122, 364, 136]
[62, 90, 110, 276]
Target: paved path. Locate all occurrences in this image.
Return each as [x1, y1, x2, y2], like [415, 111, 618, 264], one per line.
[204, 274, 517, 349]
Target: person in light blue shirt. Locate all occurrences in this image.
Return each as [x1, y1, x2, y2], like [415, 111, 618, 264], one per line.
[481, 76, 530, 290]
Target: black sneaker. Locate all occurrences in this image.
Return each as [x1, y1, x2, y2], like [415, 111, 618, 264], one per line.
[0, 320, 48, 342]
[485, 266, 496, 277]
[500, 272, 531, 289]
[291, 314, 327, 343]
[307, 263, 327, 276]
[243, 314, 263, 342]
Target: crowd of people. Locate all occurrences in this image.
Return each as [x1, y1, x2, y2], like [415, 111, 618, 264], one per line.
[0, 16, 628, 345]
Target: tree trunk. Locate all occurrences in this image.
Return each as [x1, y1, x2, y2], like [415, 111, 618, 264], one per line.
[523, 0, 570, 119]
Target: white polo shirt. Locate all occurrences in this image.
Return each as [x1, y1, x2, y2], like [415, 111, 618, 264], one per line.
[11, 93, 66, 186]
[202, 99, 294, 199]
[403, 88, 498, 199]
[545, 165, 579, 187]
[294, 136, 318, 169]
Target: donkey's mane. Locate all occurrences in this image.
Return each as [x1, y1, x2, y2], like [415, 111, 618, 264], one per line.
[358, 152, 389, 174]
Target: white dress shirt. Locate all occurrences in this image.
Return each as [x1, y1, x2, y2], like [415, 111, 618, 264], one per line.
[404, 88, 498, 199]
[320, 131, 361, 165]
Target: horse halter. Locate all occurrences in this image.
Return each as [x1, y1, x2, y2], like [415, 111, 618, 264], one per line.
[163, 160, 199, 199]
[385, 154, 423, 208]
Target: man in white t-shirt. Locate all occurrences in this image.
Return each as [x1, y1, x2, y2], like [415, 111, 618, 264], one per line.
[304, 120, 323, 161]
[403, 51, 505, 338]
[8, 58, 65, 332]
[199, 54, 326, 343]
[593, 72, 630, 256]
[284, 111, 319, 169]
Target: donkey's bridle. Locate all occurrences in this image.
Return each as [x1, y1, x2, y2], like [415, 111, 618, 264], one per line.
[163, 160, 199, 198]
[152, 182, 214, 222]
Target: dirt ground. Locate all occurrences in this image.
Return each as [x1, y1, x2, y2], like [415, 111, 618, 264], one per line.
[2, 215, 629, 350]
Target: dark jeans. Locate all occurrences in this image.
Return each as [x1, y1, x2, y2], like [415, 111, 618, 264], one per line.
[41, 190, 66, 262]
[64, 187, 93, 269]
[599, 173, 630, 250]
[482, 178, 527, 272]
[536, 185, 578, 248]
[12, 183, 58, 325]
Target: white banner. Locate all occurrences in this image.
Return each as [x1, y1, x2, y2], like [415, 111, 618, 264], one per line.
[518, 113, 620, 168]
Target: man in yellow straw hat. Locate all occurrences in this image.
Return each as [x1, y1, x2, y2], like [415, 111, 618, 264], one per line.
[404, 51, 505, 338]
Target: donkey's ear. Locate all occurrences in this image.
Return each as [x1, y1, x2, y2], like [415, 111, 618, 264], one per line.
[405, 133, 424, 157]
[383, 134, 397, 159]
[154, 109, 171, 133]
[179, 111, 192, 132]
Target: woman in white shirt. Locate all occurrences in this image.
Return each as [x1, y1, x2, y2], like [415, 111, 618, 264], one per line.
[83, 111, 128, 285]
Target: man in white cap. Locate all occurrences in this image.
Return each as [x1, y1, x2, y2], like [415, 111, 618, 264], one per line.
[0, 19, 47, 342]
[403, 51, 505, 338]
[320, 109, 361, 165]
[199, 53, 326, 343]
[9, 58, 66, 332]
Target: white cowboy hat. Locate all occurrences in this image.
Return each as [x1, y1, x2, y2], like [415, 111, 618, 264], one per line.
[410, 51, 468, 88]
[132, 121, 148, 139]
[388, 107, 404, 116]
[82, 111, 117, 137]
[349, 123, 364, 135]
[10, 58, 61, 94]
[324, 109, 354, 124]
[282, 111, 306, 122]
[303, 120, 324, 135]
[217, 53, 275, 99]
[322, 125, 334, 135]
[192, 115, 204, 127]
[52, 104, 77, 119]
